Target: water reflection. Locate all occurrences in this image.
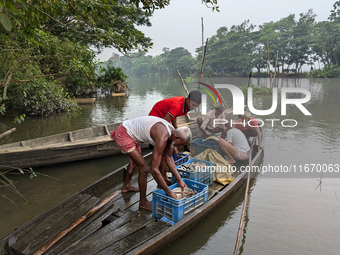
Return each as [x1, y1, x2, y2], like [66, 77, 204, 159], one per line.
[159, 173, 262, 255]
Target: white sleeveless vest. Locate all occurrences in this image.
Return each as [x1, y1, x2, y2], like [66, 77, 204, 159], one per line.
[122, 116, 173, 145]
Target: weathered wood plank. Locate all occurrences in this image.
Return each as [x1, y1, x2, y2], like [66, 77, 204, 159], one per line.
[60, 209, 139, 254]
[119, 179, 158, 211]
[66, 214, 155, 255]
[45, 198, 120, 255]
[10, 194, 92, 250]
[11, 196, 100, 255]
[96, 221, 171, 255]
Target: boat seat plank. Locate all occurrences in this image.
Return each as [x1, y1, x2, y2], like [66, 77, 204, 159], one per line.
[45, 198, 120, 255]
[66, 213, 154, 255]
[10, 194, 92, 247]
[95, 220, 171, 255]
[11, 196, 100, 255]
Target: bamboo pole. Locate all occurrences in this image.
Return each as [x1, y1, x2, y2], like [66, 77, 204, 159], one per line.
[271, 50, 279, 89]
[201, 17, 204, 76]
[177, 121, 196, 127]
[176, 70, 189, 96]
[200, 38, 209, 80]
[233, 139, 255, 255]
[244, 72, 252, 107]
[208, 75, 229, 109]
[34, 190, 121, 255]
[0, 128, 16, 139]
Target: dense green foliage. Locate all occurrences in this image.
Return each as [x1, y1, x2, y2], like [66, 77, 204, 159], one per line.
[97, 65, 128, 91]
[0, 0, 219, 116]
[0, 0, 169, 116]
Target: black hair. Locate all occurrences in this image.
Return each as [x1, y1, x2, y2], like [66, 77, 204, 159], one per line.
[188, 90, 202, 104]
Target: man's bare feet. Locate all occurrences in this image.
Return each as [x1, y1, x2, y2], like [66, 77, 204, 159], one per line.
[122, 185, 139, 193]
[139, 200, 153, 211]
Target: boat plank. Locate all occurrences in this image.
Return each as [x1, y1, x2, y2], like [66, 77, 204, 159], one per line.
[10, 194, 92, 249]
[11, 196, 100, 255]
[45, 198, 120, 255]
[65, 213, 154, 255]
[52, 222, 102, 255]
[52, 209, 138, 255]
[208, 182, 225, 200]
[96, 221, 171, 255]
[119, 179, 158, 211]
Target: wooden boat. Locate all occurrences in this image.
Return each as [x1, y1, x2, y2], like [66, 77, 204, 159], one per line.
[0, 109, 233, 170]
[0, 123, 122, 170]
[0, 141, 263, 255]
[71, 98, 96, 104]
[111, 93, 126, 97]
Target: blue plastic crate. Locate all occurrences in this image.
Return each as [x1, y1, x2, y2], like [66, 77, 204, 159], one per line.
[172, 153, 189, 166]
[172, 158, 214, 185]
[190, 138, 225, 157]
[152, 179, 208, 223]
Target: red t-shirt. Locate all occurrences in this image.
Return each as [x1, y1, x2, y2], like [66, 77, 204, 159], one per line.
[234, 117, 258, 132]
[149, 96, 188, 122]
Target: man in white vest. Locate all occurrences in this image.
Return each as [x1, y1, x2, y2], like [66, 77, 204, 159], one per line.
[111, 116, 191, 211]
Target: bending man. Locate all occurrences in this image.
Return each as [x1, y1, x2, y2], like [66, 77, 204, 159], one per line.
[111, 116, 191, 211]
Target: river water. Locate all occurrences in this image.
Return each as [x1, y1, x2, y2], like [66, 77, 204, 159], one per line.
[0, 77, 339, 254]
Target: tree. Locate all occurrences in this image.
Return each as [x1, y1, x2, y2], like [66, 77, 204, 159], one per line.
[97, 64, 128, 93]
[163, 47, 196, 76]
[288, 9, 316, 72]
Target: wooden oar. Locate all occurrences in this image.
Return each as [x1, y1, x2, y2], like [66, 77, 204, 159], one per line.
[178, 121, 196, 127]
[233, 139, 255, 255]
[33, 190, 121, 255]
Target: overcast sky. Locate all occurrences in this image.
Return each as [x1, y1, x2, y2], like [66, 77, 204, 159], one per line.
[97, 0, 337, 61]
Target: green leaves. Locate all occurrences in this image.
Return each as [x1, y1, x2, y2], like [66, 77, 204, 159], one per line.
[13, 114, 26, 124]
[29, 167, 37, 179]
[0, 12, 12, 31]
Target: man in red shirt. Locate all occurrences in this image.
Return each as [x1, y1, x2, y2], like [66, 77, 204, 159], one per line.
[148, 90, 202, 129]
[234, 111, 264, 151]
[148, 90, 201, 184]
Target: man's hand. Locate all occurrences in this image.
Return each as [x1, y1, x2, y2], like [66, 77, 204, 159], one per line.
[205, 130, 211, 136]
[178, 180, 187, 191]
[167, 190, 178, 200]
[172, 147, 178, 156]
[259, 144, 264, 150]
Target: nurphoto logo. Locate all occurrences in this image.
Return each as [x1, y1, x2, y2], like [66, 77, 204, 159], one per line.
[198, 83, 312, 128]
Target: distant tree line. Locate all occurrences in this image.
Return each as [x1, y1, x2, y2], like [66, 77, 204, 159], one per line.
[107, 4, 340, 78]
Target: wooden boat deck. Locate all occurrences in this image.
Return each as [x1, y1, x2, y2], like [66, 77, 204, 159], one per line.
[8, 174, 229, 255]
